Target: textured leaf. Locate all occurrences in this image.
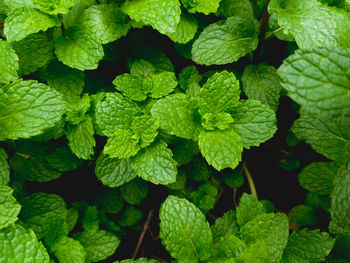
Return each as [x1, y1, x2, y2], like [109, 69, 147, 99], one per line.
[122, 0, 181, 34]
[118, 206, 143, 227]
[3, 0, 35, 9]
[178, 65, 202, 97]
[4, 7, 61, 42]
[0, 80, 66, 140]
[131, 141, 177, 185]
[231, 100, 277, 149]
[62, 0, 96, 28]
[210, 234, 246, 261]
[199, 71, 240, 115]
[192, 16, 259, 65]
[288, 205, 316, 227]
[65, 93, 91, 125]
[51, 236, 86, 263]
[191, 183, 218, 213]
[151, 93, 202, 140]
[120, 178, 148, 205]
[33, 0, 76, 15]
[95, 188, 124, 214]
[0, 186, 21, 230]
[236, 193, 265, 227]
[74, 230, 120, 262]
[281, 229, 335, 263]
[66, 116, 96, 160]
[55, 26, 104, 71]
[0, 224, 50, 263]
[104, 129, 140, 159]
[131, 115, 159, 148]
[78, 4, 130, 44]
[95, 154, 137, 188]
[268, 0, 350, 49]
[218, 0, 255, 19]
[181, 0, 220, 14]
[116, 259, 159, 263]
[147, 72, 178, 99]
[167, 13, 198, 44]
[211, 210, 239, 241]
[0, 39, 18, 84]
[198, 129, 243, 171]
[113, 74, 146, 101]
[242, 64, 282, 111]
[298, 161, 338, 195]
[159, 195, 212, 262]
[0, 148, 10, 185]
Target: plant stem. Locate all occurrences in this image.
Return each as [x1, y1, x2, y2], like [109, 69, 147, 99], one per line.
[132, 208, 154, 259]
[242, 163, 258, 199]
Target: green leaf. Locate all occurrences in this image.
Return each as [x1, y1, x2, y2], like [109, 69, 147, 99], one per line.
[210, 234, 246, 261]
[104, 129, 140, 159]
[118, 206, 143, 227]
[122, 0, 181, 34]
[19, 192, 68, 239]
[171, 139, 199, 166]
[55, 26, 104, 71]
[147, 72, 178, 99]
[82, 206, 99, 232]
[65, 94, 91, 125]
[288, 205, 317, 227]
[222, 170, 244, 188]
[281, 229, 335, 263]
[62, 0, 96, 29]
[231, 100, 277, 149]
[131, 140, 177, 185]
[116, 259, 159, 263]
[66, 116, 96, 160]
[167, 13, 198, 44]
[218, 0, 255, 19]
[181, 0, 221, 14]
[191, 183, 218, 213]
[113, 74, 146, 101]
[4, 7, 61, 42]
[198, 129, 243, 171]
[0, 186, 21, 230]
[130, 59, 156, 77]
[240, 213, 289, 262]
[74, 230, 120, 262]
[0, 148, 10, 185]
[211, 210, 239, 241]
[3, 0, 35, 9]
[0, 39, 18, 84]
[0, 80, 66, 140]
[241, 64, 282, 111]
[131, 115, 159, 148]
[51, 236, 86, 263]
[95, 92, 140, 137]
[278, 47, 350, 120]
[120, 178, 148, 205]
[268, 0, 350, 49]
[78, 4, 130, 44]
[192, 16, 259, 65]
[298, 161, 338, 195]
[95, 188, 124, 214]
[151, 93, 202, 140]
[95, 154, 137, 188]
[66, 207, 79, 233]
[236, 193, 265, 227]
[159, 195, 212, 262]
[0, 224, 50, 262]
[33, 0, 76, 15]
[178, 65, 202, 97]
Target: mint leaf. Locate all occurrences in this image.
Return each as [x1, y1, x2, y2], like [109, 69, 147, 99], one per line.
[231, 100, 277, 149]
[55, 26, 104, 71]
[198, 129, 243, 170]
[131, 140, 177, 185]
[298, 161, 338, 195]
[62, 0, 96, 29]
[113, 74, 146, 101]
[116, 259, 159, 263]
[65, 93, 91, 125]
[288, 205, 317, 227]
[147, 72, 178, 99]
[268, 0, 350, 49]
[120, 178, 148, 205]
[3, 0, 35, 9]
[159, 195, 212, 262]
[0, 224, 50, 262]
[33, 0, 76, 15]
[211, 210, 239, 241]
[181, 0, 220, 14]
[236, 193, 265, 227]
[281, 229, 335, 263]
[191, 183, 218, 213]
[4, 7, 61, 42]
[199, 71, 240, 115]
[218, 0, 255, 19]
[118, 206, 143, 227]
[192, 16, 259, 65]
[131, 115, 159, 148]
[151, 93, 202, 140]
[242, 64, 282, 111]
[95, 154, 137, 188]
[122, 0, 181, 34]
[210, 234, 246, 261]
[178, 65, 202, 97]
[0, 80, 66, 140]
[0, 148, 10, 185]
[51, 236, 86, 263]
[78, 4, 130, 44]
[95, 188, 123, 215]
[167, 13, 198, 44]
[104, 129, 140, 159]
[0, 39, 18, 84]
[0, 186, 21, 230]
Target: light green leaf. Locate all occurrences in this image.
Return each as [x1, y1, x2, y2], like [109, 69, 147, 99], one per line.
[0, 224, 50, 263]
[192, 16, 259, 65]
[298, 161, 338, 195]
[51, 236, 86, 263]
[167, 13, 198, 44]
[199, 71, 240, 115]
[210, 234, 246, 261]
[4, 7, 61, 42]
[0, 39, 18, 84]
[113, 74, 146, 102]
[78, 4, 130, 44]
[104, 129, 140, 159]
[159, 195, 212, 262]
[281, 229, 335, 263]
[131, 115, 159, 148]
[268, 0, 350, 49]
[62, 0, 96, 29]
[0, 80, 66, 140]
[181, 0, 221, 14]
[66, 116, 96, 160]
[231, 100, 277, 149]
[95, 154, 137, 188]
[241, 64, 282, 111]
[122, 0, 181, 34]
[236, 193, 265, 227]
[55, 26, 104, 71]
[74, 230, 120, 262]
[198, 129, 243, 171]
[130, 59, 156, 77]
[131, 140, 177, 185]
[218, 0, 255, 19]
[0, 148, 10, 185]
[3, 0, 35, 9]
[120, 178, 148, 205]
[211, 210, 239, 241]
[65, 93, 91, 125]
[33, 0, 76, 15]
[0, 186, 21, 230]
[147, 72, 178, 99]
[116, 259, 159, 263]
[151, 93, 202, 140]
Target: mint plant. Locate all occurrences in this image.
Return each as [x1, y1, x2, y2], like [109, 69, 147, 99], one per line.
[0, 0, 349, 262]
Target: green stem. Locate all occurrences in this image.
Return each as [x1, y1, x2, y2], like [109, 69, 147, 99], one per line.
[243, 163, 258, 199]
